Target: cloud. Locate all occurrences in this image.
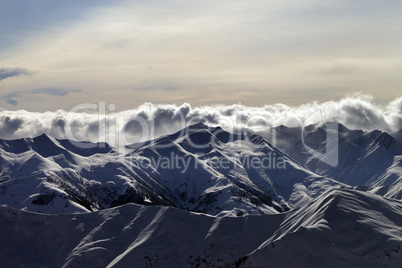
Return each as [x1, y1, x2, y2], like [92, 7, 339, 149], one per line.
[5, 98, 18, 106]
[0, 94, 401, 145]
[30, 88, 82, 96]
[0, 67, 31, 81]
[1, 88, 82, 106]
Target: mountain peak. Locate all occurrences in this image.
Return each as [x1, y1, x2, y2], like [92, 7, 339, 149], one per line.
[185, 122, 210, 131]
[32, 133, 55, 144]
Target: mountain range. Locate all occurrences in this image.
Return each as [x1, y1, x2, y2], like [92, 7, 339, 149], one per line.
[1, 122, 402, 267]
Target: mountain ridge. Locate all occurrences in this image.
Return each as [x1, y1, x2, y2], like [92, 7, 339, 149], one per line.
[1, 189, 401, 267]
[1, 123, 342, 216]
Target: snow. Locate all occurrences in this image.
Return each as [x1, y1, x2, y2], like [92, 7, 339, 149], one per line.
[1, 122, 402, 267]
[259, 122, 402, 198]
[0, 123, 347, 216]
[248, 189, 402, 267]
[0, 189, 401, 267]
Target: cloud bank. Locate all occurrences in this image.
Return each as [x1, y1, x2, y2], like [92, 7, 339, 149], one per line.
[0, 94, 401, 145]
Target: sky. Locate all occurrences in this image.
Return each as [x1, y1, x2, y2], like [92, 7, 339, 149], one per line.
[0, 0, 401, 112]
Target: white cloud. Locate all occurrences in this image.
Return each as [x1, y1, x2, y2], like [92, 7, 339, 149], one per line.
[0, 95, 401, 145]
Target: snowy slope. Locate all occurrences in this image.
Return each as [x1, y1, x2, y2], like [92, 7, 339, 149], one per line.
[128, 123, 346, 214]
[1, 189, 401, 267]
[0, 202, 284, 267]
[248, 189, 402, 267]
[259, 123, 402, 197]
[1, 122, 402, 267]
[0, 123, 344, 216]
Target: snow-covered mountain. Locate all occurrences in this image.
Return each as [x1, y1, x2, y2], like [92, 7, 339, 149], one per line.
[0, 123, 344, 216]
[247, 189, 402, 267]
[259, 123, 402, 199]
[1, 122, 402, 267]
[1, 189, 401, 267]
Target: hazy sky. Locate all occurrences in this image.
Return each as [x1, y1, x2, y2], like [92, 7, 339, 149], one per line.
[0, 0, 401, 111]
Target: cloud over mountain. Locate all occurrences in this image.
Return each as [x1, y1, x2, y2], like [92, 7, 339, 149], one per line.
[0, 94, 401, 144]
